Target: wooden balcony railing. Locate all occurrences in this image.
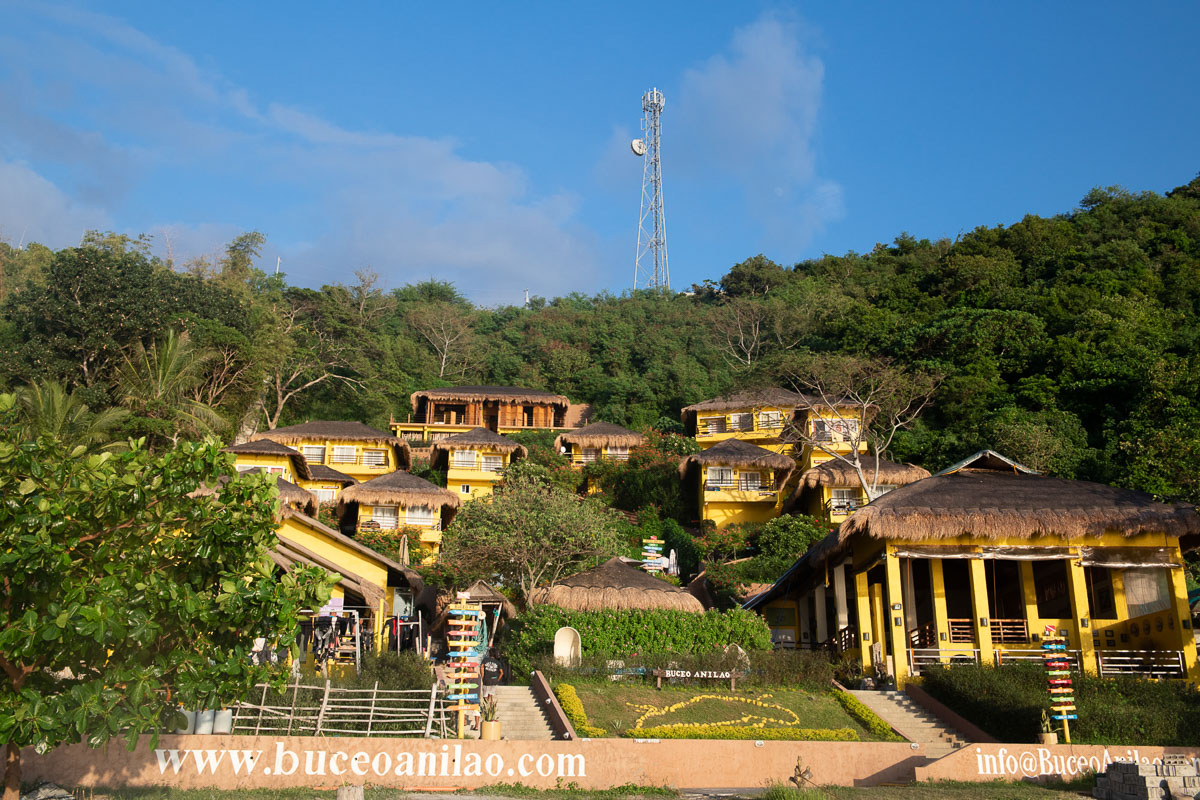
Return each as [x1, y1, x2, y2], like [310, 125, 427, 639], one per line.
[908, 621, 937, 649]
[947, 619, 974, 644]
[989, 618, 1029, 643]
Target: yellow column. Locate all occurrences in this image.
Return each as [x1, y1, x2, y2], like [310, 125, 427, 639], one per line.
[1167, 556, 1199, 680]
[930, 559, 949, 662]
[833, 563, 850, 632]
[968, 558, 994, 665]
[814, 584, 829, 644]
[1066, 559, 1096, 674]
[1019, 561, 1041, 639]
[375, 598, 386, 654]
[884, 549, 909, 685]
[855, 569, 873, 671]
[870, 584, 886, 659]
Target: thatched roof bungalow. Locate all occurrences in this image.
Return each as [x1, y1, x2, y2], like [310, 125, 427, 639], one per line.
[787, 454, 931, 522]
[222, 438, 312, 482]
[745, 450, 1200, 683]
[250, 420, 411, 475]
[429, 427, 526, 500]
[554, 421, 645, 466]
[679, 438, 797, 529]
[409, 385, 570, 430]
[337, 470, 461, 556]
[529, 557, 706, 613]
[430, 427, 527, 467]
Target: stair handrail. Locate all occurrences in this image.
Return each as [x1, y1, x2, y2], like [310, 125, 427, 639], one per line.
[529, 670, 577, 740]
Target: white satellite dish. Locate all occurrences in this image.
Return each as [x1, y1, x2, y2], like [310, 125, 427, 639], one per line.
[630, 138, 646, 156]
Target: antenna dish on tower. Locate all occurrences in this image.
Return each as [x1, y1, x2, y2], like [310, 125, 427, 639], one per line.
[630, 139, 646, 156]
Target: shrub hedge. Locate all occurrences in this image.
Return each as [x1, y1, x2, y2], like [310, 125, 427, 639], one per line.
[500, 605, 772, 677]
[622, 724, 858, 741]
[553, 683, 606, 737]
[920, 663, 1200, 746]
[832, 689, 904, 742]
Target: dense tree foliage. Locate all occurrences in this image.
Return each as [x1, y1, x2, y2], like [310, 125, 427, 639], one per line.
[3, 176, 1200, 502]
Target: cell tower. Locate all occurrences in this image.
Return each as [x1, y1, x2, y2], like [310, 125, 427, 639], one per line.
[632, 87, 668, 291]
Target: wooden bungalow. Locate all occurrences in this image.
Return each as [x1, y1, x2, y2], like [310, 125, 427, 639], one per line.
[222, 439, 312, 484]
[250, 421, 411, 481]
[746, 450, 1200, 684]
[789, 455, 931, 525]
[529, 557, 706, 613]
[679, 438, 796, 528]
[392, 386, 574, 446]
[554, 421, 645, 467]
[430, 427, 527, 501]
[336, 470, 461, 558]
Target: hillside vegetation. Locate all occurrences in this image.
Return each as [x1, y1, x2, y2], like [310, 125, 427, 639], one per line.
[2, 177, 1199, 502]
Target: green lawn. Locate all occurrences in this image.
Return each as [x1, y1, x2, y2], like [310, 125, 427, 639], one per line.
[569, 684, 876, 739]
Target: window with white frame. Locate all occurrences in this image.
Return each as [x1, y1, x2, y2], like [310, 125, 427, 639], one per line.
[580, 447, 600, 463]
[481, 454, 503, 472]
[812, 418, 860, 442]
[706, 467, 734, 489]
[302, 445, 326, 464]
[406, 505, 436, 527]
[759, 410, 783, 429]
[738, 471, 762, 490]
[453, 449, 478, 469]
[314, 488, 336, 504]
[729, 413, 753, 431]
[699, 416, 727, 435]
[875, 484, 898, 498]
[372, 505, 399, 529]
[830, 489, 859, 514]
[460, 484, 471, 494]
[362, 449, 387, 467]
[331, 445, 356, 464]
[608, 446, 629, 461]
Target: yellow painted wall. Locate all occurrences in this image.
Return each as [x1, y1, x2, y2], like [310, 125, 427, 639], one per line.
[287, 437, 400, 481]
[444, 446, 510, 501]
[231, 453, 297, 482]
[698, 464, 786, 527]
[693, 405, 796, 454]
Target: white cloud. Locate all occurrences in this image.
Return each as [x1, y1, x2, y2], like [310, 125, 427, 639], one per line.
[0, 160, 110, 247]
[675, 12, 843, 249]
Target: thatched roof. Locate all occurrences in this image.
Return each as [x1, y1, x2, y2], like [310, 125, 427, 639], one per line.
[336, 470, 461, 511]
[836, 466, 1200, 546]
[554, 421, 645, 451]
[222, 439, 312, 480]
[431, 427, 527, 455]
[250, 421, 411, 470]
[276, 477, 318, 516]
[681, 388, 811, 420]
[308, 464, 358, 485]
[528, 557, 706, 613]
[461, 580, 519, 619]
[799, 455, 930, 490]
[411, 385, 569, 408]
[678, 438, 796, 481]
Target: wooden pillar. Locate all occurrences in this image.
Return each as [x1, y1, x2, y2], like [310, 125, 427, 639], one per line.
[833, 562, 850, 631]
[884, 549, 909, 684]
[855, 569, 873, 671]
[968, 558, 994, 665]
[1066, 558, 1096, 673]
[814, 584, 829, 644]
[798, 592, 812, 649]
[930, 559, 949, 661]
[1166, 554, 1200, 680]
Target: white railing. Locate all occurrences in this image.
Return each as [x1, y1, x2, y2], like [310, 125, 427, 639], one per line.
[908, 648, 981, 674]
[1098, 650, 1186, 679]
[329, 453, 390, 468]
[706, 480, 776, 492]
[996, 649, 1082, 669]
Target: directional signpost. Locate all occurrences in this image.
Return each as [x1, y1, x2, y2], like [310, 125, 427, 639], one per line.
[1042, 624, 1076, 744]
[447, 602, 485, 739]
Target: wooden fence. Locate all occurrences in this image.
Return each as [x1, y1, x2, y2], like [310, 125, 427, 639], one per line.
[231, 681, 452, 737]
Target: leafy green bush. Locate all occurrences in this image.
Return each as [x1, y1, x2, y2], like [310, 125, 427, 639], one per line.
[500, 605, 772, 677]
[832, 689, 904, 741]
[342, 652, 434, 691]
[553, 683, 606, 737]
[584, 431, 700, 522]
[623, 724, 858, 741]
[920, 663, 1200, 745]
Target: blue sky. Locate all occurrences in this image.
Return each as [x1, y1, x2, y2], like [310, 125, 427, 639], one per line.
[1, 2, 1197, 304]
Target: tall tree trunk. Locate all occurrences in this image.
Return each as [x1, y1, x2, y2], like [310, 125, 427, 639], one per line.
[4, 741, 20, 800]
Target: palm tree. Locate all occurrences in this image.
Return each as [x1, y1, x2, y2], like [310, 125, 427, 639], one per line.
[116, 329, 229, 447]
[13, 380, 129, 451]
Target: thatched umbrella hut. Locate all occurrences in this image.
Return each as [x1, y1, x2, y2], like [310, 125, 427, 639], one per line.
[529, 557, 706, 613]
[677, 438, 797, 487]
[336, 470, 462, 532]
[554, 421, 645, 463]
[250, 420, 412, 471]
[429, 427, 527, 469]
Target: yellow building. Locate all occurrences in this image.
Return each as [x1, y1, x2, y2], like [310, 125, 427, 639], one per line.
[746, 451, 1200, 684]
[678, 439, 796, 528]
[554, 421, 645, 467]
[336, 470, 461, 557]
[223, 439, 312, 483]
[274, 507, 426, 655]
[298, 464, 358, 508]
[250, 420, 411, 482]
[430, 427, 527, 501]
[789, 455, 930, 526]
[392, 385, 580, 445]
[681, 388, 807, 455]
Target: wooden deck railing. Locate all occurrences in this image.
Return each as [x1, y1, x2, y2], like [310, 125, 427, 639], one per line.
[947, 618, 974, 643]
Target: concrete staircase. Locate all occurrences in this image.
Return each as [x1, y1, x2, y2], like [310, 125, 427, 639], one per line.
[490, 685, 556, 740]
[848, 689, 966, 759]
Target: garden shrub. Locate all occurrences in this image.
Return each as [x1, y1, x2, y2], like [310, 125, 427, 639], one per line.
[622, 724, 858, 741]
[345, 652, 434, 691]
[501, 605, 772, 677]
[553, 683, 606, 737]
[920, 663, 1200, 746]
[832, 689, 904, 741]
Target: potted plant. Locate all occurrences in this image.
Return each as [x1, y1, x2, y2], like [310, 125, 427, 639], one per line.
[1038, 709, 1058, 746]
[480, 696, 501, 740]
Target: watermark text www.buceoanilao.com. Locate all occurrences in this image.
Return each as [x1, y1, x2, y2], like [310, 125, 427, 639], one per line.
[155, 742, 586, 780]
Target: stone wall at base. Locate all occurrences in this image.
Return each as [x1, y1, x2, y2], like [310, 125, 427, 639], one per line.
[23, 736, 921, 790]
